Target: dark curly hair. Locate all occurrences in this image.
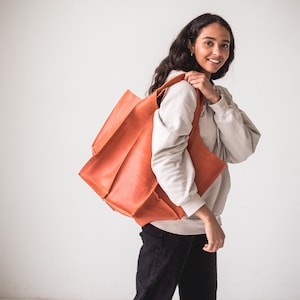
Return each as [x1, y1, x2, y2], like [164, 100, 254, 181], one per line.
[148, 13, 235, 94]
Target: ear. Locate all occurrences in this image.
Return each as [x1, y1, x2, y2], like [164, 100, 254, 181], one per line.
[188, 40, 195, 55]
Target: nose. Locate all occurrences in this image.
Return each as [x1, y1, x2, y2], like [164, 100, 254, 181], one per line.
[213, 46, 221, 56]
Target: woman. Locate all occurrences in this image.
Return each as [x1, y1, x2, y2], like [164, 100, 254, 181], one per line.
[134, 13, 260, 300]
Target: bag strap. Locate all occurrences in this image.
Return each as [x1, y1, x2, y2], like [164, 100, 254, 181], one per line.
[191, 89, 204, 131]
[156, 73, 186, 98]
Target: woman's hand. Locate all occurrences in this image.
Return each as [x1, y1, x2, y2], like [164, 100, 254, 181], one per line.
[194, 205, 225, 252]
[185, 71, 221, 104]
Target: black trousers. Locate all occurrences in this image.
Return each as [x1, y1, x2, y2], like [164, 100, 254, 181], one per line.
[133, 224, 217, 300]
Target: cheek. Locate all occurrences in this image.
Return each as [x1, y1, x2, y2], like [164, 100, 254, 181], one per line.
[195, 48, 208, 60]
[223, 50, 230, 60]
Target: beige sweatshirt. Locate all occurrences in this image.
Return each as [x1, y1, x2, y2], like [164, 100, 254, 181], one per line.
[150, 70, 261, 235]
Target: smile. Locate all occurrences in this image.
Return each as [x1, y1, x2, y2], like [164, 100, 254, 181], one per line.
[207, 58, 221, 64]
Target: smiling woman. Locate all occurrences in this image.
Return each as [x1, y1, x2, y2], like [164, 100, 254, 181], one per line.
[189, 23, 231, 79]
[133, 13, 260, 300]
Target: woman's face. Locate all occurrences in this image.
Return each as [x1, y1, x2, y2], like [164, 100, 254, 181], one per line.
[190, 23, 231, 78]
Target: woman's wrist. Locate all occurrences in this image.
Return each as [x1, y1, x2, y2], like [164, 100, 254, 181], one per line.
[208, 93, 221, 104]
[194, 205, 216, 223]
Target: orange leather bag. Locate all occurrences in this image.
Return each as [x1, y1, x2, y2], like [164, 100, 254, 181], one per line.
[79, 73, 227, 226]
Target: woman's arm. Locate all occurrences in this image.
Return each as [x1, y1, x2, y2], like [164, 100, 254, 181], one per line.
[194, 205, 225, 252]
[210, 86, 261, 162]
[151, 80, 206, 216]
[185, 71, 261, 163]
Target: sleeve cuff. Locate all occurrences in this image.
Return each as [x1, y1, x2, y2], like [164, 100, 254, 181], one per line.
[208, 95, 228, 115]
[181, 194, 206, 217]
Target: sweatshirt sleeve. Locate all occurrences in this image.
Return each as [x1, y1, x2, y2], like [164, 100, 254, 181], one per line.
[151, 81, 206, 216]
[210, 86, 261, 163]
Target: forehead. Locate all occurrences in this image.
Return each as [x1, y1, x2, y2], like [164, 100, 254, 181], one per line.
[198, 23, 231, 41]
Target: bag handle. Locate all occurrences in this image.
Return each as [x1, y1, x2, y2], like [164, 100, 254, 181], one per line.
[192, 89, 203, 129]
[155, 73, 186, 98]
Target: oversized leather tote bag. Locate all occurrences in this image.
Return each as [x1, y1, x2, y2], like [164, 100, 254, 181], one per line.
[79, 73, 227, 226]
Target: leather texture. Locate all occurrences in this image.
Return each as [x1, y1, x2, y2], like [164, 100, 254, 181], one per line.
[79, 73, 227, 226]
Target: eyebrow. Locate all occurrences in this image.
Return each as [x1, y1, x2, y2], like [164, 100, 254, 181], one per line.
[203, 36, 230, 43]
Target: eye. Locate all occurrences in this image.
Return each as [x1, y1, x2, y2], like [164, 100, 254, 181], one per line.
[221, 43, 229, 49]
[205, 41, 214, 46]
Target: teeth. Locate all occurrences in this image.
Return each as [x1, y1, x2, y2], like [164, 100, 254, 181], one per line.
[209, 59, 220, 64]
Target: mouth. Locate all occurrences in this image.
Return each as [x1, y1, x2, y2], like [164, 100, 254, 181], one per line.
[207, 58, 221, 65]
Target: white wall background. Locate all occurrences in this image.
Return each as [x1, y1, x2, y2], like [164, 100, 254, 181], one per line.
[1, 0, 299, 299]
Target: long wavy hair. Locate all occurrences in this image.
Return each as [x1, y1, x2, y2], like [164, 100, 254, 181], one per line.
[148, 13, 235, 94]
